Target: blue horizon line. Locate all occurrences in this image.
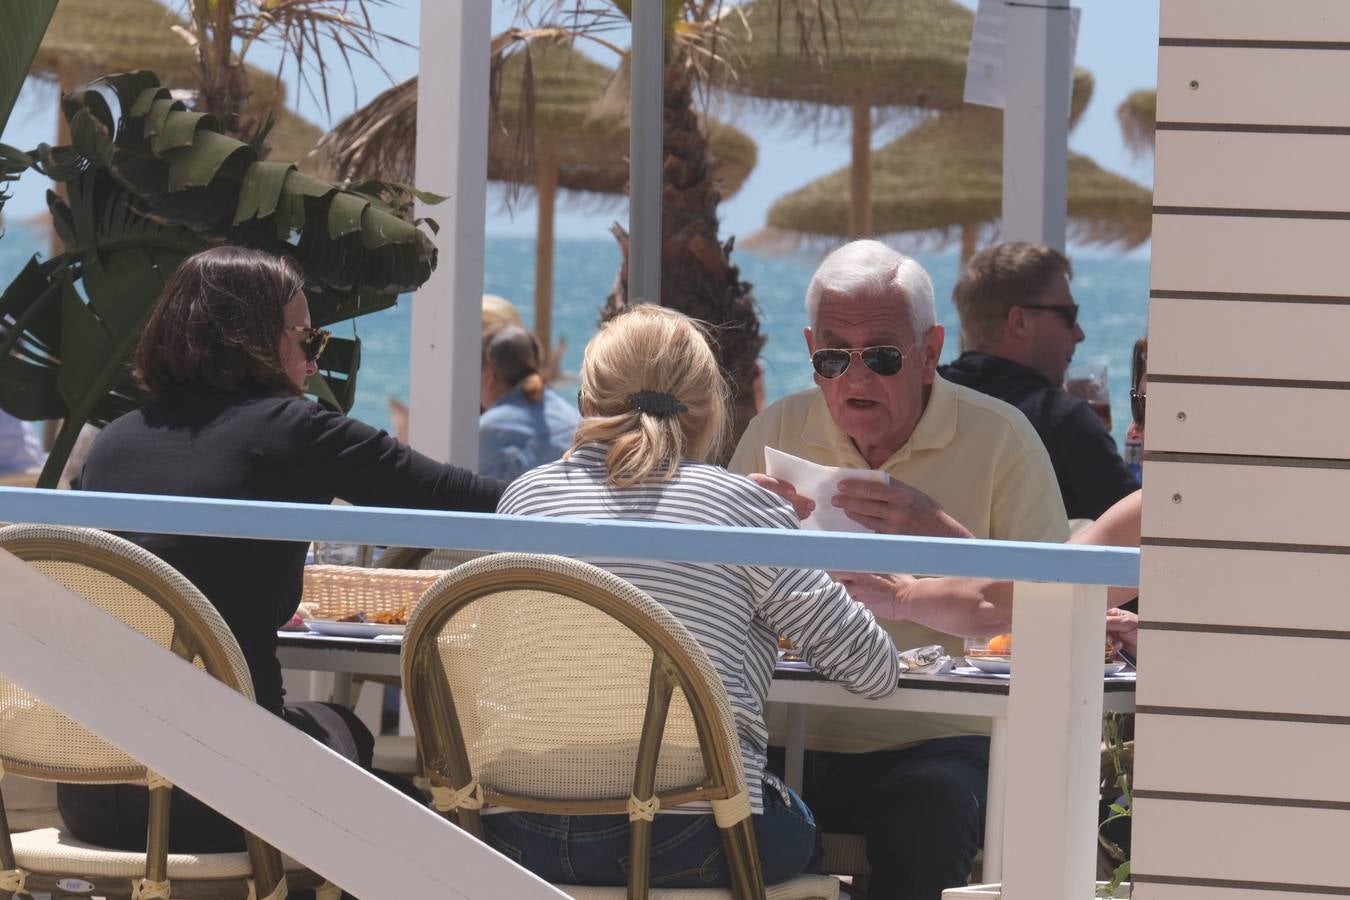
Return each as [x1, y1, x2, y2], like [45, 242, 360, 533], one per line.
[0, 487, 1139, 587]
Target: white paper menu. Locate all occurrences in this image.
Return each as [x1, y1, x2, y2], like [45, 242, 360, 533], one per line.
[763, 447, 889, 534]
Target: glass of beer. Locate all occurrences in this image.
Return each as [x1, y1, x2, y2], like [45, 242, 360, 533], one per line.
[1065, 362, 1112, 431]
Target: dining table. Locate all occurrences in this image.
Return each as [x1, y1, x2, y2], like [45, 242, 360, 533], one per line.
[275, 630, 1136, 883]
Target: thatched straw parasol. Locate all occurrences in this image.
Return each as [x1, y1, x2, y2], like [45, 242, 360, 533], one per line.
[753, 75, 1151, 261]
[31, 0, 323, 171]
[33, 0, 195, 88]
[1117, 89, 1156, 157]
[319, 41, 757, 356]
[719, 0, 974, 239]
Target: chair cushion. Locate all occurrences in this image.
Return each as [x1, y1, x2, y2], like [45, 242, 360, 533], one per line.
[12, 827, 310, 880]
[557, 873, 840, 899]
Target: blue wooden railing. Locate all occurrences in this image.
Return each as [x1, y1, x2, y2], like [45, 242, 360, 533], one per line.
[0, 487, 1139, 586]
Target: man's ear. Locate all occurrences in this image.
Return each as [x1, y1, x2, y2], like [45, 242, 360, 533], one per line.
[921, 324, 945, 385]
[1005, 305, 1032, 340]
[804, 326, 816, 354]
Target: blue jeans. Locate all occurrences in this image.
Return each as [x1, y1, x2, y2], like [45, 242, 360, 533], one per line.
[481, 775, 817, 888]
[768, 735, 990, 900]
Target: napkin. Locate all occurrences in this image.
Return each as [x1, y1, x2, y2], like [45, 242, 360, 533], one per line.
[764, 447, 889, 533]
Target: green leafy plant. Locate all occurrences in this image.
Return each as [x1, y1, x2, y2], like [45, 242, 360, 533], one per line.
[0, 0, 59, 218]
[0, 70, 437, 487]
[1097, 711, 1133, 897]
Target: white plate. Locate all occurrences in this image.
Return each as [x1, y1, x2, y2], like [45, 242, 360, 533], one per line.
[964, 657, 1127, 676]
[305, 619, 405, 639]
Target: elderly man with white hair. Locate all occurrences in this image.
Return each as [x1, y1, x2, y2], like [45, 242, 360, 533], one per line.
[730, 240, 1067, 900]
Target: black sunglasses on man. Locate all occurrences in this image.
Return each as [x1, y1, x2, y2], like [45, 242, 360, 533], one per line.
[1017, 303, 1079, 329]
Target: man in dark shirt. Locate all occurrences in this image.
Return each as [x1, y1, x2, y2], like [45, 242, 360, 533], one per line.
[939, 242, 1138, 520]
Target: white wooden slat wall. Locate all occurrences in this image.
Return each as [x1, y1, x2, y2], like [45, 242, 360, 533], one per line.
[1134, 3, 1350, 897]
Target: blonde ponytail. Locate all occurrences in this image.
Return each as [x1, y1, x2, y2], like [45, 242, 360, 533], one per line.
[570, 306, 728, 488]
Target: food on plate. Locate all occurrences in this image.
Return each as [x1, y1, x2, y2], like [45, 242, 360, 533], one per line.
[967, 631, 1118, 662]
[279, 613, 309, 632]
[336, 607, 409, 625]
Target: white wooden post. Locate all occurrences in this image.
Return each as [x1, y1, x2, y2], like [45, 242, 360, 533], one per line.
[410, 1, 491, 467]
[0, 551, 566, 899]
[628, 0, 664, 305]
[1001, 0, 1071, 250]
[999, 582, 1106, 900]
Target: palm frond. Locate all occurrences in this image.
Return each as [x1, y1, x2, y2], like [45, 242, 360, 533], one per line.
[176, 0, 408, 124]
[0, 71, 437, 486]
[0, 0, 59, 127]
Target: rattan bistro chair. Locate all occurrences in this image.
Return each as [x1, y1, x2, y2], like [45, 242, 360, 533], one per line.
[401, 552, 840, 900]
[0, 525, 334, 900]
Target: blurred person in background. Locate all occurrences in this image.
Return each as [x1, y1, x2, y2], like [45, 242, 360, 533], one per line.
[1124, 338, 1147, 484]
[0, 411, 44, 477]
[941, 243, 1138, 520]
[479, 322, 580, 481]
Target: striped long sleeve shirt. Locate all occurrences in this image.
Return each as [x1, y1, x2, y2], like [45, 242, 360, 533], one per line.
[498, 442, 900, 813]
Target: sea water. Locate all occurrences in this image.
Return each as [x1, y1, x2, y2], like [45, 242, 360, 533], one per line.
[0, 225, 1150, 447]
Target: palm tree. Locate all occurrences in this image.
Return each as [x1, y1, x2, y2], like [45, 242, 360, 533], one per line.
[32, 0, 327, 171]
[503, 1, 853, 456]
[175, 0, 401, 144]
[317, 39, 758, 377]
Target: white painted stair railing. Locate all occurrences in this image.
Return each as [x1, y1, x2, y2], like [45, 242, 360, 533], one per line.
[0, 547, 567, 899]
[0, 487, 1138, 900]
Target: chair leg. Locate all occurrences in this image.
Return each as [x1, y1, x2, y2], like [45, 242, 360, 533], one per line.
[243, 831, 287, 899]
[720, 819, 767, 900]
[144, 782, 172, 890]
[627, 819, 650, 900]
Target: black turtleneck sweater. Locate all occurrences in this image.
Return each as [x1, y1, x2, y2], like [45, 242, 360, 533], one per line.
[939, 352, 1138, 520]
[73, 384, 505, 713]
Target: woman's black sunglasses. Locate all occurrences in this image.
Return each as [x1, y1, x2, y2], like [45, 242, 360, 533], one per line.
[287, 325, 332, 363]
[1130, 388, 1146, 427]
[811, 345, 906, 379]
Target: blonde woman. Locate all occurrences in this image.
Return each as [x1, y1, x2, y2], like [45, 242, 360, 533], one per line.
[496, 305, 899, 888]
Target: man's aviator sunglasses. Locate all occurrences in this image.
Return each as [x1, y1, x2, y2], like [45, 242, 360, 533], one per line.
[287, 325, 332, 363]
[811, 345, 907, 379]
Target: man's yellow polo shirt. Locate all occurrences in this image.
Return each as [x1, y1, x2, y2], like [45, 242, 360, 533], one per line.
[730, 374, 1069, 751]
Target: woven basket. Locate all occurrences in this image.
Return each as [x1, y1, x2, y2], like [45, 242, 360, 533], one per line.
[301, 565, 443, 622]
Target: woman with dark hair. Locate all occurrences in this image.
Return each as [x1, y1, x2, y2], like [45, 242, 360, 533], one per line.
[478, 322, 580, 481]
[63, 245, 504, 853]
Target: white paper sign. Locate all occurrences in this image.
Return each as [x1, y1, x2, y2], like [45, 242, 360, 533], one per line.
[963, 0, 1081, 115]
[763, 447, 889, 534]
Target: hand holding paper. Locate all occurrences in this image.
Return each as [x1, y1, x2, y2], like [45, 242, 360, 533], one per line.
[763, 447, 888, 533]
[762, 446, 976, 538]
[831, 478, 975, 539]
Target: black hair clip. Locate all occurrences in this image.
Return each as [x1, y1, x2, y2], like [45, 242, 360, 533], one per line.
[627, 390, 688, 418]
